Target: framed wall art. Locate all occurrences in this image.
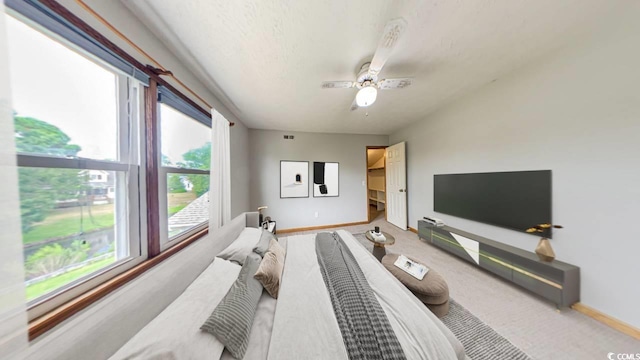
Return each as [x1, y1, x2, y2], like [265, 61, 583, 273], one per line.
[313, 161, 339, 197]
[280, 161, 309, 198]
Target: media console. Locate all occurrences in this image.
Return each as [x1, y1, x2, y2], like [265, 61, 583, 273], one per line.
[418, 220, 580, 307]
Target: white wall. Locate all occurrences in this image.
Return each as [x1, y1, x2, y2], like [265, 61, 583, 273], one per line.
[250, 130, 388, 230]
[56, 0, 251, 215]
[230, 121, 250, 217]
[390, 6, 640, 327]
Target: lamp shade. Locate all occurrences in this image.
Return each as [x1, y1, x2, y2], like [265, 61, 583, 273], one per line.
[356, 86, 377, 107]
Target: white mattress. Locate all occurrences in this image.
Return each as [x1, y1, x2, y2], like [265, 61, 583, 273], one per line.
[267, 231, 463, 360]
[111, 233, 465, 360]
[109, 257, 241, 360]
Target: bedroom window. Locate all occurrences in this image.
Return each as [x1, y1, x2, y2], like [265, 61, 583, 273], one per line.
[6, 14, 143, 309]
[158, 103, 211, 249]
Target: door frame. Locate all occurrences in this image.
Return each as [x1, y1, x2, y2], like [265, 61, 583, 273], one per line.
[365, 146, 388, 223]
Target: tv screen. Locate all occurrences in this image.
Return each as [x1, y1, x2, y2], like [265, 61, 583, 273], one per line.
[434, 170, 551, 236]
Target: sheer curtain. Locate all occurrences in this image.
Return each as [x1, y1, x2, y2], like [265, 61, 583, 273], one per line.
[209, 109, 231, 229]
[0, 4, 29, 357]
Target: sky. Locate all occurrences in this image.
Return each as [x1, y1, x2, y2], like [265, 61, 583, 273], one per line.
[160, 104, 210, 166]
[6, 14, 210, 164]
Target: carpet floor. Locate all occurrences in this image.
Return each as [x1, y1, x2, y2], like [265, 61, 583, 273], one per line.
[352, 232, 531, 359]
[281, 216, 640, 359]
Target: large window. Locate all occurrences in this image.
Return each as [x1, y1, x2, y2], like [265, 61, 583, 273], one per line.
[4, 1, 221, 336]
[6, 14, 142, 306]
[159, 103, 211, 248]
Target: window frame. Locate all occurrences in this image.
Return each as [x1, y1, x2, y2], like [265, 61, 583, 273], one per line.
[7, 12, 149, 320]
[6, 0, 221, 339]
[157, 101, 211, 252]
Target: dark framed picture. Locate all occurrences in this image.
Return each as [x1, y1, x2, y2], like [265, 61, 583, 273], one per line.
[313, 162, 339, 197]
[280, 161, 309, 198]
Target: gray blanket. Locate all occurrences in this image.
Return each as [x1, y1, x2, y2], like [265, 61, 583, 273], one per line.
[316, 232, 407, 360]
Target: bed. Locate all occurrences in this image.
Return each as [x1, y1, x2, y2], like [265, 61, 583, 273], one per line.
[111, 230, 467, 360]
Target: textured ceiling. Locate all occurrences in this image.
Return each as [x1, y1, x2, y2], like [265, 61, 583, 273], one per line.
[124, 0, 624, 135]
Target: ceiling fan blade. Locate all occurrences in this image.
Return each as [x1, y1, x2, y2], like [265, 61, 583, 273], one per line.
[350, 97, 359, 111]
[369, 18, 407, 76]
[321, 81, 356, 89]
[378, 78, 412, 90]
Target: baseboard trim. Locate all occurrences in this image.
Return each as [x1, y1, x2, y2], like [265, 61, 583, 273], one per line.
[408, 226, 418, 234]
[278, 221, 369, 234]
[571, 303, 640, 340]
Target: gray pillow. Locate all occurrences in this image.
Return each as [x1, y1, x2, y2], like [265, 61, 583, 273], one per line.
[201, 253, 264, 359]
[217, 227, 262, 265]
[253, 229, 278, 257]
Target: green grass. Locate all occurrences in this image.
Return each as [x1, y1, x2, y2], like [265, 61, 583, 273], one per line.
[167, 192, 196, 205]
[23, 212, 115, 244]
[26, 257, 115, 301]
[168, 204, 187, 216]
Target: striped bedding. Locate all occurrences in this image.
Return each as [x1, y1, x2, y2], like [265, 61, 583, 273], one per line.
[267, 230, 465, 360]
[110, 231, 466, 360]
[316, 232, 406, 360]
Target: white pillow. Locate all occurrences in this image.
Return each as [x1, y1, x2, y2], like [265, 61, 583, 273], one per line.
[216, 227, 262, 265]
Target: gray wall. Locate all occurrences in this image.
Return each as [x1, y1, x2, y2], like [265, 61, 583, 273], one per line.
[249, 130, 388, 230]
[390, 9, 640, 327]
[57, 0, 252, 216]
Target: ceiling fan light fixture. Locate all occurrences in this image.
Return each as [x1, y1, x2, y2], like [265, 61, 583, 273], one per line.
[356, 86, 377, 107]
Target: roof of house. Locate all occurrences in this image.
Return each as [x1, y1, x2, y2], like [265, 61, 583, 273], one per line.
[168, 192, 209, 229]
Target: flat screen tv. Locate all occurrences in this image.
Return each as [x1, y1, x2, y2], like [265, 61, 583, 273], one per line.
[434, 170, 551, 236]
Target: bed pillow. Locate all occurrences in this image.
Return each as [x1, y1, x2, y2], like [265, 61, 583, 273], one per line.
[253, 229, 278, 257]
[201, 253, 264, 359]
[217, 227, 262, 265]
[254, 239, 286, 299]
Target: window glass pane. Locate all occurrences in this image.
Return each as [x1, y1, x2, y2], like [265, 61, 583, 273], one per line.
[167, 173, 210, 238]
[20, 168, 128, 301]
[6, 15, 118, 161]
[160, 104, 210, 170]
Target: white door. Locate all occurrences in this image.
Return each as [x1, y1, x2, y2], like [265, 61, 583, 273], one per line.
[386, 142, 407, 230]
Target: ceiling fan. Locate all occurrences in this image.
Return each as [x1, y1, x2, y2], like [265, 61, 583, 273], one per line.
[321, 18, 412, 111]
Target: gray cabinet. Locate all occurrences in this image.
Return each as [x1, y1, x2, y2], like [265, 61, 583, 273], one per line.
[418, 220, 580, 307]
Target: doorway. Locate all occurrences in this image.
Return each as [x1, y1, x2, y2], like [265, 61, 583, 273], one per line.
[366, 146, 387, 223]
